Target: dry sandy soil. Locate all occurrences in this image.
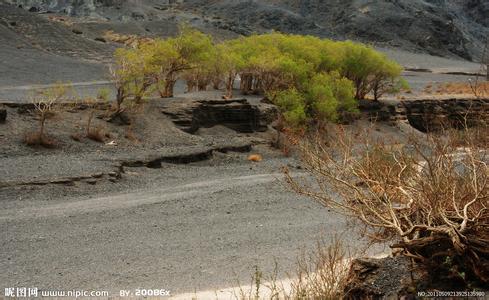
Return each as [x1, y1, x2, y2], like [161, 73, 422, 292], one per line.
[0, 95, 396, 294]
[0, 2, 487, 297]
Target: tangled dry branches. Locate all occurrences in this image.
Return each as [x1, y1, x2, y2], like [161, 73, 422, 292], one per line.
[284, 126, 489, 286]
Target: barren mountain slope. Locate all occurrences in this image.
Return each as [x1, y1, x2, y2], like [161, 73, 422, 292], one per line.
[3, 0, 489, 61]
[183, 0, 489, 61]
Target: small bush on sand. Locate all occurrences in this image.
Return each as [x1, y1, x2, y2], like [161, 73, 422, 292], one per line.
[234, 237, 352, 300]
[24, 132, 58, 148]
[25, 83, 72, 148]
[83, 88, 110, 140]
[87, 126, 106, 143]
[124, 125, 139, 143]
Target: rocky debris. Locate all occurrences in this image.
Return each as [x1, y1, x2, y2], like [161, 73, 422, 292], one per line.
[161, 98, 278, 134]
[343, 256, 418, 300]
[402, 98, 489, 132]
[358, 100, 407, 125]
[0, 106, 6, 123]
[103, 111, 132, 126]
[0, 170, 122, 189]
[121, 142, 252, 168]
[359, 98, 489, 132]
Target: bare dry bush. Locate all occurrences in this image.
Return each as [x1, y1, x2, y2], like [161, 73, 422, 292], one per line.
[289, 237, 352, 299]
[425, 82, 489, 97]
[233, 237, 352, 300]
[124, 125, 140, 143]
[24, 131, 58, 148]
[82, 89, 110, 140]
[25, 84, 71, 148]
[87, 126, 106, 143]
[284, 126, 489, 287]
[103, 30, 153, 48]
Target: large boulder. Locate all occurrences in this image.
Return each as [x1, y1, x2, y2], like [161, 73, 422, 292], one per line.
[161, 98, 277, 134]
[402, 98, 489, 132]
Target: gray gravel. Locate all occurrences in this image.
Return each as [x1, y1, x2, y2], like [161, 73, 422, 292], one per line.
[0, 152, 368, 294]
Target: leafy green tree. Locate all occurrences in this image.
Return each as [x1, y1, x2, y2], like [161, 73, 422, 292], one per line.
[338, 41, 377, 99]
[217, 40, 245, 99]
[111, 46, 155, 111]
[369, 59, 406, 100]
[338, 41, 404, 100]
[274, 88, 307, 127]
[274, 72, 357, 127]
[109, 29, 404, 128]
[182, 43, 220, 92]
[149, 25, 214, 98]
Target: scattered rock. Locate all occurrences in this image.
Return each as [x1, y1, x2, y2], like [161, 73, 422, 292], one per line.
[94, 37, 106, 43]
[86, 179, 97, 185]
[104, 111, 131, 126]
[49, 178, 73, 184]
[0, 107, 6, 123]
[248, 154, 262, 162]
[72, 28, 83, 34]
[358, 98, 489, 132]
[402, 98, 489, 132]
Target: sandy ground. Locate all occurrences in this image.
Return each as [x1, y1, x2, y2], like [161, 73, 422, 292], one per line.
[0, 8, 482, 296]
[0, 95, 394, 295]
[0, 148, 379, 295]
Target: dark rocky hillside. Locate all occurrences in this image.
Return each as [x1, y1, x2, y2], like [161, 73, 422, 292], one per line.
[183, 0, 489, 61]
[2, 0, 489, 61]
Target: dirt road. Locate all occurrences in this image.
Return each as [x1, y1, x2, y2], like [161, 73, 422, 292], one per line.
[0, 162, 352, 295]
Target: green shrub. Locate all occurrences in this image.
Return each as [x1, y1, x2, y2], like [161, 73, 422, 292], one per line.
[274, 72, 357, 127]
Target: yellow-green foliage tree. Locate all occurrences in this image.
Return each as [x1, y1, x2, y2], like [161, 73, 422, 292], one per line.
[337, 41, 404, 100]
[274, 72, 357, 127]
[149, 25, 215, 98]
[110, 25, 215, 105]
[216, 40, 245, 99]
[110, 29, 404, 127]
[182, 43, 220, 92]
[231, 33, 322, 99]
[369, 59, 408, 101]
[111, 45, 155, 111]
